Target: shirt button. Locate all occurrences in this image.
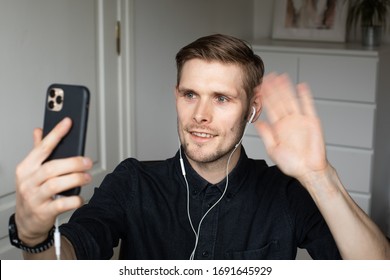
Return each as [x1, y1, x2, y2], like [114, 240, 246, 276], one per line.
[192, 190, 198, 196]
[202, 251, 209, 258]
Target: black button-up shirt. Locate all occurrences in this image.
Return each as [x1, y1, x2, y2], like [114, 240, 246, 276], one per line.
[61, 148, 341, 259]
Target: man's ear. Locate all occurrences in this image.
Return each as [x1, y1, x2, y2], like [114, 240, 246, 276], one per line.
[250, 84, 263, 122]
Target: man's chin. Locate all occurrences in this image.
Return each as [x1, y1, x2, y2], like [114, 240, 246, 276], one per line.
[184, 144, 230, 164]
[184, 145, 214, 162]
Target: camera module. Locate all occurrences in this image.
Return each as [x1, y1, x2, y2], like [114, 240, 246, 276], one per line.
[47, 87, 64, 112]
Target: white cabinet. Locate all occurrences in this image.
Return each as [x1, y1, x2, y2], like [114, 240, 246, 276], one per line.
[244, 40, 390, 227]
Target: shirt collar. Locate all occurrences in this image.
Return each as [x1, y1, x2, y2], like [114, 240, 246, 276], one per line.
[174, 147, 250, 196]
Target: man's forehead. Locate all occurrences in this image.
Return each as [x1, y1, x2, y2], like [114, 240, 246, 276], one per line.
[180, 59, 244, 83]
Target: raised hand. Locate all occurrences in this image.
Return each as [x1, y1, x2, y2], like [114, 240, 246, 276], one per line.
[254, 74, 390, 259]
[254, 73, 328, 184]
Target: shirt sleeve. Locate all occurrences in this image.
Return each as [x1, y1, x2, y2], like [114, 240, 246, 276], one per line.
[285, 176, 341, 259]
[60, 159, 137, 259]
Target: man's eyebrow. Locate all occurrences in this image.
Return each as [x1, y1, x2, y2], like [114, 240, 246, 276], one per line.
[177, 86, 197, 94]
[178, 86, 240, 98]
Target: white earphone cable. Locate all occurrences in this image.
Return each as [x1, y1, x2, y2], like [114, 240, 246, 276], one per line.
[53, 194, 62, 260]
[54, 216, 61, 260]
[182, 113, 252, 260]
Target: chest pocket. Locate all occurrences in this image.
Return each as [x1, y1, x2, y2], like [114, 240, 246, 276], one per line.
[224, 240, 280, 260]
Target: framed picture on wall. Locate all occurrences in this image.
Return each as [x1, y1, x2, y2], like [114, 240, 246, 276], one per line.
[272, 0, 348, 42]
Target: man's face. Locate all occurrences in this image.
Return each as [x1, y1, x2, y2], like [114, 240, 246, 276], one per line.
[175, 59, 248, 165]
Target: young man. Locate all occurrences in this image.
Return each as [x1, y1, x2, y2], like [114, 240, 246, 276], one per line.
[11, 34, 390, 260]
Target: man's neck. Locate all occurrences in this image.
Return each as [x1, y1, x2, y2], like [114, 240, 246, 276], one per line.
[186, 146, 242, 184]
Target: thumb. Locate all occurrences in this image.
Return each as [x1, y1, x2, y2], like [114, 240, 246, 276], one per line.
[254, 121, 276, 154]
[255, 121, 276, 152]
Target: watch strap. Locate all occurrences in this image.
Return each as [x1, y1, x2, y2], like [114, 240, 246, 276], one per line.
[8, 213, 55, 254]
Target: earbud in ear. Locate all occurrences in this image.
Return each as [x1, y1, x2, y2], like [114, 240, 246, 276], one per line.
[248, 106, 256, 123]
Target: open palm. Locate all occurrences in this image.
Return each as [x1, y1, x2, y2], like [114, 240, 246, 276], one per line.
[254, 74, 328, 182]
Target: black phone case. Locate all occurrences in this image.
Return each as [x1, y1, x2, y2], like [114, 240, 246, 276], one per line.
[42, 83, 90, 196]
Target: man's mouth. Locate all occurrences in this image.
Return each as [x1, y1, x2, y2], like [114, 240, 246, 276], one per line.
[191, 132, 214, 138]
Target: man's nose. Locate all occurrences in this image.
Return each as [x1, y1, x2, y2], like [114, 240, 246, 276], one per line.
[193, 100, 212, 124]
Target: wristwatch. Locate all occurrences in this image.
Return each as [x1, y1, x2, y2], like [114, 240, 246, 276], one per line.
[8, 213, 55, 253]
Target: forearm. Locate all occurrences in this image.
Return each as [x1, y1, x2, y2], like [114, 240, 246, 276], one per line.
[23, 236, 77, 260]
[299, 164, 390, 260]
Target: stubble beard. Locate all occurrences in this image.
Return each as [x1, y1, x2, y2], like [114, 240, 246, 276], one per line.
[177, 119, 247, 164]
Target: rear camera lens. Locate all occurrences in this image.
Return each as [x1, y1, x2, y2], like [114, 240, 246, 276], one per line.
[56, 95, 63, 104]
[48, 100, 55, 109]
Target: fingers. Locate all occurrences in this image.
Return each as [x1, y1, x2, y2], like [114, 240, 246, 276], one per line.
[39, 171, 91, 201]
[34, 156, 93, 189]
[254, 121, 276, 154]
[18, 156, 92, 204]
[15, 118, 90, 242]
[260, 73, 316, 122]
[16, 156, 91, 238]
[17, 118, 73, 180]
[297, 83, 317, 117]
[260, 73, 300, 123]
[50, 195, 84, 214]
[17, 117, 92, 203]
[30, 117, 73, 167]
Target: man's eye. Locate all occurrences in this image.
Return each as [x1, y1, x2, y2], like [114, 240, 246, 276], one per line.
[185, 92, 195, 99]
[216, 96, 228, 103]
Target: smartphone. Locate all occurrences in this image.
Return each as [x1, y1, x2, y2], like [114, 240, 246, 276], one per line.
[42, 83, 90, 196]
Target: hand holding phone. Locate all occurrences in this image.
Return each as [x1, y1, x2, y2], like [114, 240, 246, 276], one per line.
[42, 84, 90, 196]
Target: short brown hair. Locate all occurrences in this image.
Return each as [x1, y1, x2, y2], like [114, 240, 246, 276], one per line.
[175, 34, 264, 100]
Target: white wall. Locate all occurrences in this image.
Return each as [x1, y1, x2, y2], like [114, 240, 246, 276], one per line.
[253, 0, 273, 39]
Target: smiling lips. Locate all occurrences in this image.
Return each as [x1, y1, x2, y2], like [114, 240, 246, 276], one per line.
[188, 129, 218, 143]
[191, 131, 214, 138]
